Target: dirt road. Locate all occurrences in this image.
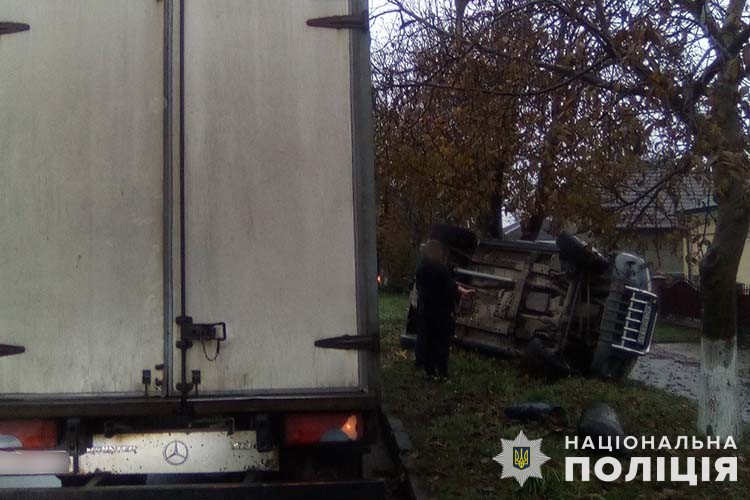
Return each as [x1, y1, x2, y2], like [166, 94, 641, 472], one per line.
[630, 342, 750, 423]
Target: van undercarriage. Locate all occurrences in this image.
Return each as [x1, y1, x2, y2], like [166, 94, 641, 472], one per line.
[403, 227, 657, 380]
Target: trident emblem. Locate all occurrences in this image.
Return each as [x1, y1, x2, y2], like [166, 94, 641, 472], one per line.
[513, 447, 530, 470]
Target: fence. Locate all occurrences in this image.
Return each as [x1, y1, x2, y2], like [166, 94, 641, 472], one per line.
[656, 278, 750, 330]
[657, 279, 702, 322]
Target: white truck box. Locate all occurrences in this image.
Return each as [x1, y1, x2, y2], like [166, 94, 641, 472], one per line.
[0, 0, 376, 398]
[0, 1, 379, 492]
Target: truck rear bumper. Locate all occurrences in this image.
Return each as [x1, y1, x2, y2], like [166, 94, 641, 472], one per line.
[0, 391, 379, 419]
[0, 480, 385, 500]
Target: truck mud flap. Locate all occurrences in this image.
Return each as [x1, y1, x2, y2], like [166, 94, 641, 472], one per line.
[0, 480, 385, 500]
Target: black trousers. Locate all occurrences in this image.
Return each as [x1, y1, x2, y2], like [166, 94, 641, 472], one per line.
[424, 334, 450, 377]
[407, 305, 427, 368]
[421, 317, 453, 377]
[415, 328, 427, 369]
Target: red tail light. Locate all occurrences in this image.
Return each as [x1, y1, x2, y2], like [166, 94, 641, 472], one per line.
[284, 413, 363, 446]
[0, 420, 58, 450]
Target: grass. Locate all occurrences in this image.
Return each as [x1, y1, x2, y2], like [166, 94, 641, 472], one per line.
[379, 293, 749, 500]
[653, 321, 701, 343]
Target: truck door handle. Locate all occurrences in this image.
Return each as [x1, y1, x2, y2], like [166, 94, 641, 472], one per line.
[0, 344, 25, 358]
[0, 22, 30, 36]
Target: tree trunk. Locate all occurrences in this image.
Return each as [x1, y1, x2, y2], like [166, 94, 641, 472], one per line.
[481, 163, 505, 239]
[521, 213, 544, 241]
[521, 157, 552, 241]
[697, 65, 750, 439]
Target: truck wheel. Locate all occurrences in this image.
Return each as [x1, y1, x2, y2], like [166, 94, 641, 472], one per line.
[429, 224, 477, 254]
[525, 338, 572, 379]
[556, 232, 610, 274]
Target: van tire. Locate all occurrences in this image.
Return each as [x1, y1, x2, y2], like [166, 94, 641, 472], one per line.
[429, 224, 477, 254]
[556, 232, 609, 274]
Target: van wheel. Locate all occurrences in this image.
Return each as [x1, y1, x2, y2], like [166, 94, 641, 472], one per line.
[429, 224, 477, 254]
[556, 232, 609, 274]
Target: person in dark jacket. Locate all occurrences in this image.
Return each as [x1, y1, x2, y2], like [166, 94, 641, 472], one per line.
[415, 240, 473, 378]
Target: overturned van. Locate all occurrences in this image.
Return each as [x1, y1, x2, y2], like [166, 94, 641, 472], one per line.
[403, 225, 657, 380]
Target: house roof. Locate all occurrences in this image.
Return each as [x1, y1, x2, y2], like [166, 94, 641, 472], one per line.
[607, 167, 714, 230]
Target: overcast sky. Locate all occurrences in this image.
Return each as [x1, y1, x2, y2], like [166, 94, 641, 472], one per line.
[369, 0, 402, 47]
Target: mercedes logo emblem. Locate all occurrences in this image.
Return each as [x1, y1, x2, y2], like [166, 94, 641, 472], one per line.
[163, 440, 189, 466]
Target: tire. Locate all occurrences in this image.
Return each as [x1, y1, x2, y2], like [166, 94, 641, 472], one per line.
[429, 224, 477, 254]
[556, 231, 610, 274]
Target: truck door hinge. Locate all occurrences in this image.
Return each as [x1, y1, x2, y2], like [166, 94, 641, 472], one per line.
[0, 22, 30, 36]
[315, 334, 380, 352]
[307, 11, 368, 31]
[0, 344, 25, 358]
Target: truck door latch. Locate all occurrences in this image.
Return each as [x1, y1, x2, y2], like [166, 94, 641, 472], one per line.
[315, 334, 380, 352]
[175, 317, 227, 384]
[0, 22, 30, 36]
[0, 344, 25, 358]
[176, 316, 227, 343]
[306, 11, 368, 31]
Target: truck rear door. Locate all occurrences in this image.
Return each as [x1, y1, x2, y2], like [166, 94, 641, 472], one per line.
[177, 0, 374, 393]
[0, 0, 376, 400]
[0, 1, 166, 396]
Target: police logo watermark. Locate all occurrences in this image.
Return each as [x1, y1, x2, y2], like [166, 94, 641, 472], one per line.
[494, 430, 550, 486]
[565, 434, 739, 483]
